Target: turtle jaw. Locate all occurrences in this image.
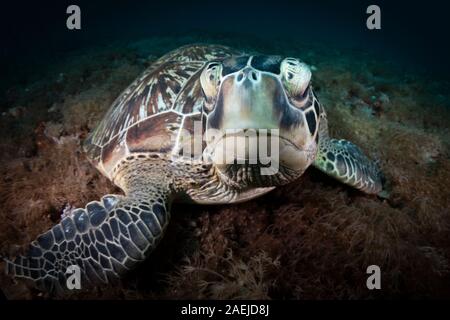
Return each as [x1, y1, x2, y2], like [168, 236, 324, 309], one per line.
[207, 130, 315, 175]
[204, 69, 317, 184]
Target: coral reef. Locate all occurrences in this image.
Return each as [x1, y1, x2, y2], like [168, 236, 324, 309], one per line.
[1, 35, 449, 299]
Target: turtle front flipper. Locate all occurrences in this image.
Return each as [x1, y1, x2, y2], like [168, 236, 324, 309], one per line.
[312, 109, 383, 195]
[313, 138, 383, 194]
[4, 162, 172, 293]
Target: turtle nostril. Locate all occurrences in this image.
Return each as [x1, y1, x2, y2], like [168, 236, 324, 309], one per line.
[237, 72, 244, 82]
[250, 71, 258, 81]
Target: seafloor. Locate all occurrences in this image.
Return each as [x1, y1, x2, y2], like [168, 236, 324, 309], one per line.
[0, 35, 449, 299]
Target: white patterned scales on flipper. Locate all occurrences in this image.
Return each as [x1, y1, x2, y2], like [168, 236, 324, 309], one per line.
[312, 99, 384, 194]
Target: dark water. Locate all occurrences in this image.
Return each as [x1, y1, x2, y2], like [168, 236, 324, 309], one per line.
[1, 0, 450, 88]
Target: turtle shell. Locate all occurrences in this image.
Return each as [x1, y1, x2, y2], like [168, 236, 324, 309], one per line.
[84, 44, 241, 178]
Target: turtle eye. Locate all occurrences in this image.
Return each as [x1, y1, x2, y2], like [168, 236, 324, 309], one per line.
[200, 62, 223, 102]
[280, 58, 311, 101]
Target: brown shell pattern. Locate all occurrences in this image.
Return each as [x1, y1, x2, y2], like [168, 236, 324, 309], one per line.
[84, 44, 241, 178]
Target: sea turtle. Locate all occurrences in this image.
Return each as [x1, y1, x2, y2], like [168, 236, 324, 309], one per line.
[5, 44, 383, 292]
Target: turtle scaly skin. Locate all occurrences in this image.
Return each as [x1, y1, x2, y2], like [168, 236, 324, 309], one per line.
[311, 95, 383, 194]
[5, 44, 383, 293]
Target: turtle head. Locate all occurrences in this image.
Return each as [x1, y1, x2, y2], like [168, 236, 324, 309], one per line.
[200, 55, 319, 184]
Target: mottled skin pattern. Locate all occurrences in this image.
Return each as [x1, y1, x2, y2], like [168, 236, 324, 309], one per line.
[314, 109, 383, 194]
[4, 44, 383, 293]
